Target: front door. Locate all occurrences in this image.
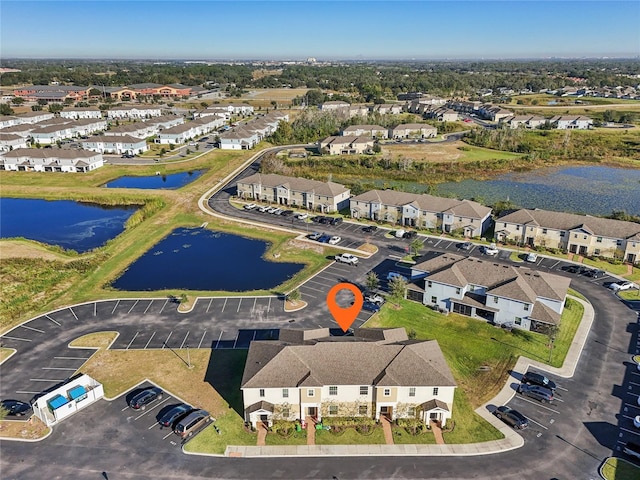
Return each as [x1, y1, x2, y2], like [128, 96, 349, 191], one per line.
[260, 414, 268, 421]
[579, 245, 588, 255]
[307, 407, 317, 417]
[380, 406, 393, 419]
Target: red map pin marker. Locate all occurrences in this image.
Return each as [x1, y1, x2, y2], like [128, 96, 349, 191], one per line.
[326, 283, 363, 332]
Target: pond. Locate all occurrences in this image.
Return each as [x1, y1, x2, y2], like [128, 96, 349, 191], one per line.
[0, 198, 137, 253]
[434, 165, 640, 215]
[112, 228, 305, 291]
[103, 170, 205, 189]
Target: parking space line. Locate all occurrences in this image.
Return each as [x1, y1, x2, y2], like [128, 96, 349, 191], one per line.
[221, 298, 228, 312]
[143, 300, 154, 314]
[1, 335, 31, 342]
[624, 403, 640, 411]
[267, 298, 272, 314]
[163, 331, 173, 348]
[126, 332, 139, 350]
[148, 422, 159, 430]
[555, 386, 568, 391]
[198, 331, 207, 349]
[620, 426, 640, 436]
[628, 392, 640, 399]
[180, 331, 190, 349]
[45, 315, 61, 326]
[94, 302, 97, 317]
[111, 300, 120, 315]
[206, 298, 214, 313]
[69, 307, 79, 321]
[216, 331, 223, 349]
[163, 431, 175, 440]
[42, 367, 77, 371]
[134, 397, 170, 420]
[127, 300, 139, 314]
[30, 378, 66, 382]
[300, 291, 317, 299]
[237, 298, 242, 312]
[434, 239, 442, 248]
[159, 299, 169, 314]
[233, 332, 239, 348]
[516, 395, 561, 413]
[524, 416, 548, 430]
[629, 381, 640, 387]
[344, 242, 359, 249]
[251, 297, 257, 314]
[16, 390, 41, 395]
[303, 285, 328, 294]
[55, 356, 90, 360]
[144, 332, 156, 349]
[19, 325, 45, 334]
[630, 371, 640, 377]
[121, 405, 129, 412]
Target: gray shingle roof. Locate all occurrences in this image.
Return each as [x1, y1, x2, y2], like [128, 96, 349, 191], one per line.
[499, 208, 640, 240]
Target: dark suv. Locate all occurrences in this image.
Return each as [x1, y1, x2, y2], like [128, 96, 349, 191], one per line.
[517, 384, 554, 403]
[493, 406, 528, 429]
[158, 403, 192, 427]
[129, 387, 163, 410]
[522, 371, 556, 391]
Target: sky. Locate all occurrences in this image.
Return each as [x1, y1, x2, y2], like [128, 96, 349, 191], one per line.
[1, 1, 639, 60]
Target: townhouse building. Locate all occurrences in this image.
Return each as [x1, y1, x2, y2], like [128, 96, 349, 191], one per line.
[0, 123, 35, 138]
[80, 135, 148, 155]
[59, 107, 103, 120]
[320, 100, 351, 111]
[157, 116, 224, 145]
[0, 148, 104, 172]
[341, 125, 389, 139]
[69, 118, 108, 137]
[146, 114, 185, 130]
[241, 328, 456, 428]
[371, 104, 403, 115]
[107, 106, 162, 120]
[318, 135, 374, 155]
[30, 123, 76, 145]
[219, 127, 260, 150]
[16, 111, 56, 124]
[549, 115, 593, 130]
[237, 173, 350, 212]
[0, 115, 21, 129]
[422, 106, 459, 122]
[0, 133, 29, 152]
[496, 208, 640, 265]
[409, 254, 571, 332]
[477, 104, 513, 122]
[105, 122, 158, 139]
[13, 85, 90, 102]
[350, 189, 492, 237]
[390, 123, 437, 139]
[445, 100, 481, 114]
[501, 115, 546, 129]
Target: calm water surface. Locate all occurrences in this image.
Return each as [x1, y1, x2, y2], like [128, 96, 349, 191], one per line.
[112, 228, 304, 291]
[0, 198, 137, 253]
[104, 170, 205, 189]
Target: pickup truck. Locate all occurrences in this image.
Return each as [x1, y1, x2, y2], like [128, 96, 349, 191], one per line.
[335, 253, 359, 266]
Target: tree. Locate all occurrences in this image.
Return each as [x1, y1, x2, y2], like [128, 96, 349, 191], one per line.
[200, 101, 208, 108]
[48, 103, 63, 113]
[388, 276, 408, 306]
[37, 99, 48, 106]
[0, 104, 14, 115]
[410, 238, 423, 257]
[0, 404, 8, 421]
[11, 97, 25, 105]
[365, 272, 380, 292]
[287, 289, 301, 302]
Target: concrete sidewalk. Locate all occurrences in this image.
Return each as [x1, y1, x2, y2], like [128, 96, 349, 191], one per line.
[222, 297, 593, 458]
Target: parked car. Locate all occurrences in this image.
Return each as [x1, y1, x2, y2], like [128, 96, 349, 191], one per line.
[483, 243, 499, 256]
[257, 205, 270, 213]
[517, 384, 554, 403]
[121, 153, 134, 158]
[364, 292, 385, 305]
[311, 216, 323, 223]
[458, 242, 472, 251]
[493, 406, 529, 430]
[317, 234, 332, 243]
[335, 253, 359, 265]
[387, 272, 408, 282]
[158, 403, 193, 428]
[525, 252, 538, 263]
[174, 409, 211, 438]
[280, 210, 294, 217]
[583, 269, 604, 278]
[623, 441, 640, 460]
[394, 229, 406, 238]
[403, 231, 417, 239]
[296, 213, 309, 220]
[271, 208, 283, 215]
[363, 225, 378, 234]
[243, 203, 257, 210]
[362, 301, 381, 313]
[634, 415, 640, 429]
[522, 371, 557, 391]
[129, 387, 163, 410]
[330, 217, 343, 226]
[308, 232, 322, 241]
[609, 281, 638, 291]
[328, 236, 341, 245]
[0, 399, 31, 417]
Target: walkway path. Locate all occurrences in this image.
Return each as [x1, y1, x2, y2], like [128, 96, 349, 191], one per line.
[431, 421, 445, 445]
[256, 422, 267, 447]
[381, 416, 394, 445]
[306, 417, 316, 446]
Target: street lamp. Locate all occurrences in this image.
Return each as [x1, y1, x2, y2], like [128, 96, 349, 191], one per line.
[186, 345, 192, 369]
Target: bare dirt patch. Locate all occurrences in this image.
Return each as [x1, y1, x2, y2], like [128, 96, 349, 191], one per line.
[0, 240, 74, 262]
[289, 239, 325, 255]
[381, 142, 465, 162]
[0, 417, 50, 440]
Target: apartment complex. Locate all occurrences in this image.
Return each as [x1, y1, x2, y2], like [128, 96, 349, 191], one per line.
[0, 148, 104, 172]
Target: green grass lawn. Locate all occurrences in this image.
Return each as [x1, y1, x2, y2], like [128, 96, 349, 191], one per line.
[315, 427, 386, 445]
[600, 457, 640, 480]
[619, 289, 640, 301]
[391, 426, 437, 444]
[184, 411, 257, 455]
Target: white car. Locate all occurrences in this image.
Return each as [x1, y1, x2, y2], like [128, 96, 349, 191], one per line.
[609, 281, 639, 291]
[634, 415, 640, 429]
[328, 236, 341, 245]
[297, 213, 309, 220]
[335, 253, 359, 265]
[364, 292, 385, 305]
[258, 205, 270, 212]
[387, 272, 408, 282]
[484, 243, 499, 256]
[243, 203, 257, 210]
[266, 207, 279, 214]
[525, 252, 538, 263]
[271, 208, 283, 215]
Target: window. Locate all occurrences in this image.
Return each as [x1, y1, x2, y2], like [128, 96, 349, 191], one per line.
[259, 389, 265, 398]
[560, 232, 565, 237]
[360, 386, 368, 396]
[516, 225, 520, 231]
[281, 408, 290, 418]
[282, 388, 288, 398]
[432, 387, 439, 396]
[542, 228, 548, 234]
[596, 237, 602, 243]
[524, 304, 529, 311]
[469, 284, 475, 292]
[503, 223, 507, 228]
[329, 386, 338, 396]
[329, 405, 338, 415]
[307, 389, 314, 397]
[583, 235, 587, 240]
[493, 296, 499, 304]
[384, 388, 391, 396]
[409, 387, 416, 397]
[427, 281, 432, 288]
[408, 407, 416, 417]
[515, 317, 522, 325]
[574, 234, 578, 238]
[358, 405, 368, 415]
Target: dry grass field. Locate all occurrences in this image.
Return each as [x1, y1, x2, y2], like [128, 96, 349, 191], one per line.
[240, 88, 309, 107]
[381, 141, 522, 163]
